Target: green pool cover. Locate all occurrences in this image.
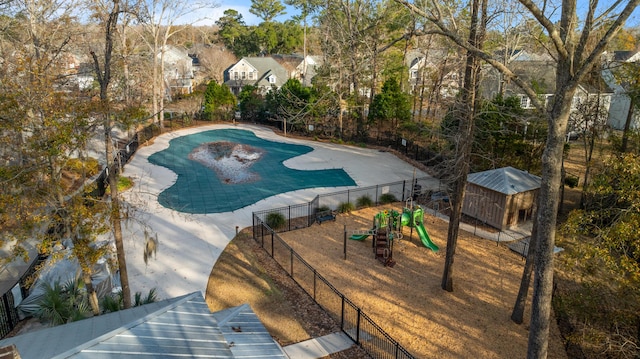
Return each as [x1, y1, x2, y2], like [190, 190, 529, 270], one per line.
[148, 129, 356, 213]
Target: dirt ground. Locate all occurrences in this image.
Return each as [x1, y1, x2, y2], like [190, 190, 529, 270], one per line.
[206, 205, 568, 359]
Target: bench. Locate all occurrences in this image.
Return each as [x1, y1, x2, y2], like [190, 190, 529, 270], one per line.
[316, 210, 337, 224]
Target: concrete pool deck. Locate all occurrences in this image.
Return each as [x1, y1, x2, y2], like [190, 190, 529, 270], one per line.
[119, 124, 438, 300]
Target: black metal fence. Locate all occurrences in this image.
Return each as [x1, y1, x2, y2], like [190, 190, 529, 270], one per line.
[0, 254, 46, 338]
[252, 218, 415, 359]
[253, 176, 445, 232]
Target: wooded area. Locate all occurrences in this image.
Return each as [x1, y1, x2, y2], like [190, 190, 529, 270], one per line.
[1, 0, 639, 357]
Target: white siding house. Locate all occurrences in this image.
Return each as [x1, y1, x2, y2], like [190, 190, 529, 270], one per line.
[601, 51, 640, 130]
[159, 45, 194, 98]
[224, 57, 289, 95]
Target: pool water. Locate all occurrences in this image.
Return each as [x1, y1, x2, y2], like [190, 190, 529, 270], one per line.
[148, 129, 356, 213]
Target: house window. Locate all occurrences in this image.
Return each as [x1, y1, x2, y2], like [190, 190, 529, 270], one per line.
[248, 71, 254, 80]
[411, 70, 418, 79]
[269, 75, 276, 84]
[520, 96, 530, 108]
[234, 71, 238, 80]
[242, 71, 246, 80]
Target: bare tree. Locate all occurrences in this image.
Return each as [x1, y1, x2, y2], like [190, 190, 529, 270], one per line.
[89, 0, 132, 309]
[137, 0, 217, 128]
[394, 0, 640, 356]
[316, 0, 376, 139]
[197, 45, 237, 83]
[441, 0, 487, 292]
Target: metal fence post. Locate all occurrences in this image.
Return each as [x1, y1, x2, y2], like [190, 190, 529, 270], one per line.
[313, 270, 317, 300]
[290, 248, 294, 276]
[3, 295, 13, 330]
[356, 307, 361, 343]
[402, 180, 406, 202]
[270, 231, 274, 257]
[341, 295, 345, 330]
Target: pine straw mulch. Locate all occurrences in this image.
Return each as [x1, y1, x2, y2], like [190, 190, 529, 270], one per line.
[205, 227, 370, 358]
[205, 205, 567, 359]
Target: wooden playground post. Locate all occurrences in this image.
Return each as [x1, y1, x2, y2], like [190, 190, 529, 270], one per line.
[343, 225, 347, 260]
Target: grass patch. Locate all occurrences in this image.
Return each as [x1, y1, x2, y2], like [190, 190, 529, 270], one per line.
[265, 211, 286, 230]
[118, 176, 134, 192]
[356, 195, 374, 208]
[337, 202, 354, 213]
[379, 193, 397, 204]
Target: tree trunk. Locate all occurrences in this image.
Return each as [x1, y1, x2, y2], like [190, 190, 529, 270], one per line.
[108, 172, 132, 308]
[580, 116, 597, 208]
[511, 218, 538, 324]
[621, 96, 635, 152]
[527, 87, 575, 359]
[441, 0, 485, 292]
[91, 0, 132, 309]
[152, 42, 160, 127]
[83, 272, 100, 315]
[159, 48, 167, 129]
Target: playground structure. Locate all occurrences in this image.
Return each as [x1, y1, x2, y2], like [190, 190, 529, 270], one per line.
[409, 205, 439, 252]
[349, 203, 438, 267]
[350, 209, 402, 267]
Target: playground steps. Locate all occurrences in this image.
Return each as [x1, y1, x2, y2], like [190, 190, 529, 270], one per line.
[373, 229, 395, 267]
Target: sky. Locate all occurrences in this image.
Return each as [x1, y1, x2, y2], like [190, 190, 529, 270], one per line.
[177, 0, 640, 28]
[176, 2, 300, 26]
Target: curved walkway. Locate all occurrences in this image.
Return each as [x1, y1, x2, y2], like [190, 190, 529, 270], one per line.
[119, 124, 436, 300]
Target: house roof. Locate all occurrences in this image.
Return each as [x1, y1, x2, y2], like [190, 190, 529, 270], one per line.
[467, 167, 541, 195]
[272, 54, 304, 72]
[406, 49, 453, 70]
[159, 45, 191, 64]
[0, 292, 286, 359]
[611, 50, 638, 62]
[224, 57, 289, 89]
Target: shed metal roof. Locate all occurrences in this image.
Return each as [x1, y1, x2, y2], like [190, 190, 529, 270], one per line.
[467, 166, 541, 195]
[0, 292, 285, 359]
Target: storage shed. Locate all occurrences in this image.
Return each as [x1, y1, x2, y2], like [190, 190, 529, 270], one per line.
[462, 167, 541, 230]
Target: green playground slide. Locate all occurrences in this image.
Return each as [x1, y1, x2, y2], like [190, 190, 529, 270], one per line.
[349, 233, 370, 241]
[416, 224, 439, 252]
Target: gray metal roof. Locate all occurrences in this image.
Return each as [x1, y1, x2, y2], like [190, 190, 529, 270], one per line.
[0, 292, 285, 359]
[214, 304, 287, 358]
[467, 166, 541, 195]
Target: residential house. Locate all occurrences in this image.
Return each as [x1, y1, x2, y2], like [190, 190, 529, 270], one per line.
[224, 57, 289, 95]
[57, 52, 94, 91]
[480, 50, 558, 108]
[0, 292, 288, 358]
[601, 50, 640, 130]
[159, 45, 195, 98]
[272, 54, 323, 86]
[462, 167, 541, 230]
[406, 49, 462, 98]
[480, 50, 613, 130]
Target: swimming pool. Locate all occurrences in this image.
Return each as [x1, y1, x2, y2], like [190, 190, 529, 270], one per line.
[148, 128, 356, 213]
